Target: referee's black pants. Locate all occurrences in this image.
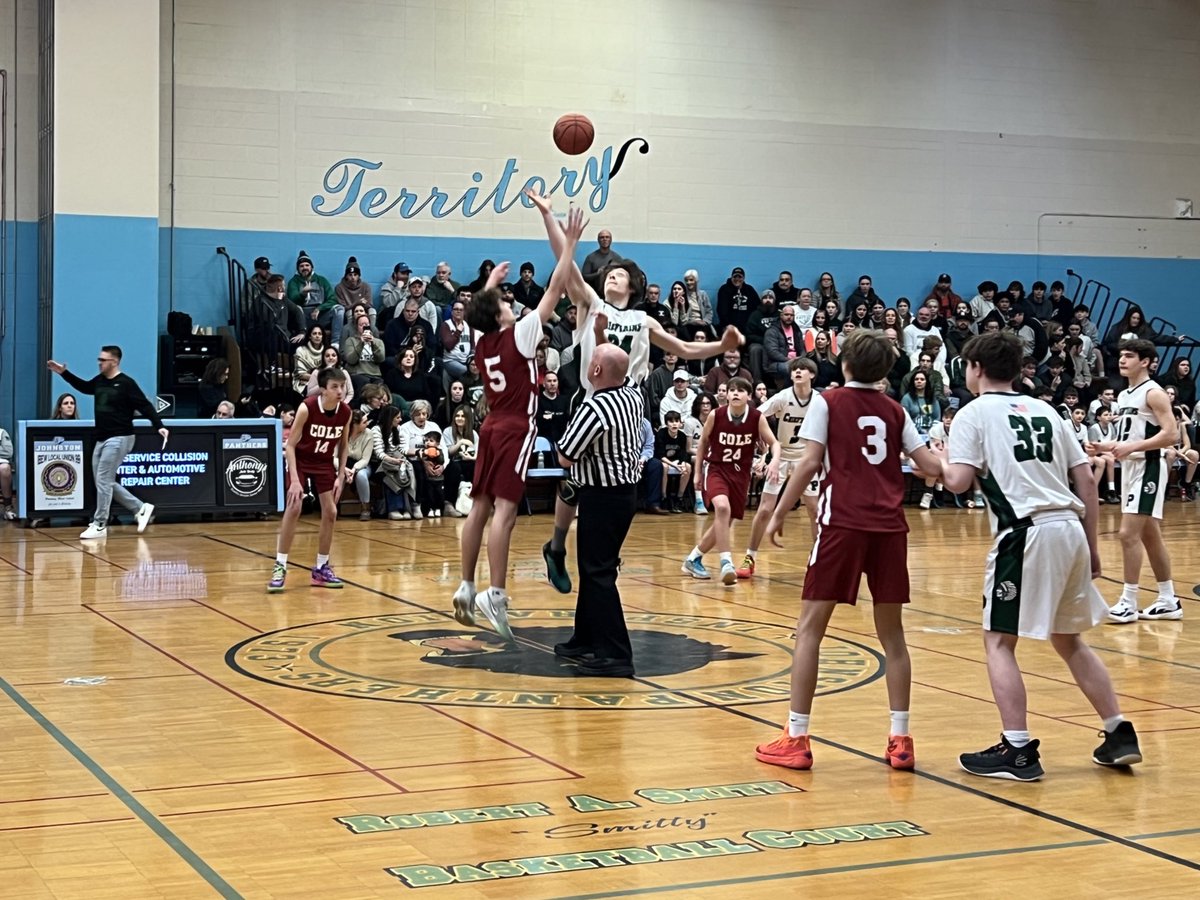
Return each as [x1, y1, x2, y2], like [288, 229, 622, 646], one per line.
[569, 483, 638, 664]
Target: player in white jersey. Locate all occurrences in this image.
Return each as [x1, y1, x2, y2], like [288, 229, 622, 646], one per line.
[936, 332, 1140, 781]
[1088, 339, 1181, 624]
[735, 357, 819, 579]
[525, 191, 744, 593]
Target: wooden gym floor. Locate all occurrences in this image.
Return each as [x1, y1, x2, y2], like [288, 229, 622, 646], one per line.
[1, 502, 1198, 898]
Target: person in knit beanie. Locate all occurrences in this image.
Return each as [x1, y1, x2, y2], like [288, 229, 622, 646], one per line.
[336, 256, 374, 327]
[287, 251, 341, 344]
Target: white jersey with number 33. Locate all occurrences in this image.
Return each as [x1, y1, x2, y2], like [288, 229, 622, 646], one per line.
[948, 392, 1087, 533]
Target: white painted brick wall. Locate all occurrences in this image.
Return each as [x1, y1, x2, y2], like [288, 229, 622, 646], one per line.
[162, 0, 1200, 255]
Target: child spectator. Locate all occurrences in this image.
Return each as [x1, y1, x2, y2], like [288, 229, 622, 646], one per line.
[421, 433, 446, 518]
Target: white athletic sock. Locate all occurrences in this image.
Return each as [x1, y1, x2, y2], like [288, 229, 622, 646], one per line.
[1002, 729, 1031, 748]
[1107, 481, 1115, 491]
[787, 711, 810, 738]
[889, 710, 910, 736]
[719, 552, 732, 566]
[1156, 580, 1176, 601]
[746, 548, 757, 560]
[1102, 714, 1126, 733]
[316, 554, 329, 569]
[1120, 583, 1139, 604]
[934, 483, 943, 491]
[687, 546, 702, 562]
[489, 585, 508, 601]
[276, 553, 288, 566]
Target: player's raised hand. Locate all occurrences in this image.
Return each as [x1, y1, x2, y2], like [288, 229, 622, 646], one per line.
[561, 205, 589, 244]
[47, 360, 66, 374]
[593, 311, 609, 344]
[485, 261, 511, 292]
[717, 326, 745, 352]
[524, 188, 553, 215]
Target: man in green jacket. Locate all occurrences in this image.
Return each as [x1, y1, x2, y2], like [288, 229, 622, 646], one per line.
[287, 250, 342, 345]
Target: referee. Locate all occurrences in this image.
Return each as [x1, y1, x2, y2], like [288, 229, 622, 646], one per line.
[553, 342, 645, 678]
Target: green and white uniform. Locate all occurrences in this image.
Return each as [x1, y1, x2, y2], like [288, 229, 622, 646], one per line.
[1116, 379, 1167, 519]
[757, 386, 818, 497]
[949, 392, 1107, 639]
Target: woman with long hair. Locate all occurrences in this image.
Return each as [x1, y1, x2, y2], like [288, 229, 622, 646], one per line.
[199, 357, 230, 418]
[466, 259, 496, 294]
[344, 410, 376, 520]
[306, 345, 355, 405]
[882, 308, 900, 331]
[895, 297, 912, 329]
[1159, 356, 1196, 412]
[441, 404, 479, 517]
[385, 347, 433, 406]
[292, 323, 325, 395]
[805, 330, 841, 389]
[822, 298, 843, 331]
[437, 380, 468, 428]
[816, 272, 840, 309]
[52, 393, 80, 420]
[667, 279, 690, 329]
[370, 404, 416, 519]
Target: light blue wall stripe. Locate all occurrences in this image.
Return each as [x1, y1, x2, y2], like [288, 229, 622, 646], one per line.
[53, 214, 161, 420]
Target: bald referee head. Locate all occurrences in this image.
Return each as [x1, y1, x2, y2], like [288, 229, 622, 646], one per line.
[589, 343, 629, 390]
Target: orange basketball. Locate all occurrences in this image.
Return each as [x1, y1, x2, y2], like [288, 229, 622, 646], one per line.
[553, 114, 595, 155]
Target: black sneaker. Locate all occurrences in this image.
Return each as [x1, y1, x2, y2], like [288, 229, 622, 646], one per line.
[1093, 721, 1142, 766]
[554, 642, 592, 660]
[959, 736, 1044, 781]
[542, 542, 572, 594]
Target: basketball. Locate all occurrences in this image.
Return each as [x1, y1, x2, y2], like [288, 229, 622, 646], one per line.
[553, 114, 594, 155]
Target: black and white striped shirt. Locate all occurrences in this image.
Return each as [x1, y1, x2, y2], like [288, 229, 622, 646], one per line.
[558, 380, 645, 487]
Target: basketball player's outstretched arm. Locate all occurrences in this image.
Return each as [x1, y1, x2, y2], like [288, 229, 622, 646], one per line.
[646, 317, 745, 360]
[525, 189, 597, 318]
[540, 206, 589, 325]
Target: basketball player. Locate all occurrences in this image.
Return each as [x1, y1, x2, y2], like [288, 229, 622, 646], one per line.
[755, 330, 940, 771]
[1089, 339, 1181, 623]
[682, 377, 780, 584]
[936, 332, 1140, 780]
[525, 191, 744, 593]
[268, 367, 351, 592]
[735, 357, 820, 579]
[451, 203, 586, 641]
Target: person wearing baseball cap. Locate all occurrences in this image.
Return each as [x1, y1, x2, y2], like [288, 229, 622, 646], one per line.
[245, 256, 274, 308]
[659, 369, 698, 425]
[377, 263, 414, 331]
[926, 272, 962, 319]
[719, 267, 762, 334]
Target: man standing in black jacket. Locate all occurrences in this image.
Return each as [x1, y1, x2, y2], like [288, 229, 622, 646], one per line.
[48, 346, 169, 540]
[716, 267, 760, 332]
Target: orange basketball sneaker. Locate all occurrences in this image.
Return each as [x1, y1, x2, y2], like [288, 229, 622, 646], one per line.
[886, 734, 915, 770]
[754, 731, 813, 769]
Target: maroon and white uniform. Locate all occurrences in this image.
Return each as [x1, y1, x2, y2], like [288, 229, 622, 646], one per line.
[798, 383, 925, 604]
[293, 393, 352, 493]
[700, 405, 762, 520]
[471, 314, 542, 503]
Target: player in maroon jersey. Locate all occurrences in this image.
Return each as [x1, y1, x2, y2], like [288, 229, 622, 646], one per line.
[753, 330, 940, 772]
[682, 377, 781, 585]
[451, 202, 588, 641]
[268, 367, 352, 592]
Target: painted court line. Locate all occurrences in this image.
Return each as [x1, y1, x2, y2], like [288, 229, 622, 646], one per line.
[0, 674, 241, 898]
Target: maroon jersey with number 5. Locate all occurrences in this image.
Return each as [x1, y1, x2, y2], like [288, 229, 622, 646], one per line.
[798, 385, 924, 533]
[294, 393, 351, 470]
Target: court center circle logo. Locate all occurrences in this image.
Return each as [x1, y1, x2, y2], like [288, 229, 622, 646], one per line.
[227, 610, 883, 710]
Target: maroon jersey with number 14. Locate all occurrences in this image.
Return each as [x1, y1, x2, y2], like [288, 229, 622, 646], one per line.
[294, 393, 351, 472]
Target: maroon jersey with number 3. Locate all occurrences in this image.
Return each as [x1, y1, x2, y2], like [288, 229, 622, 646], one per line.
[801, 386, 922, 533]
[294, 393, 351, 471]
